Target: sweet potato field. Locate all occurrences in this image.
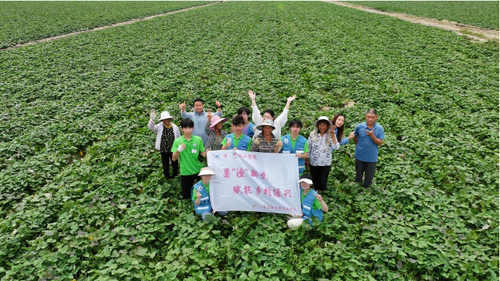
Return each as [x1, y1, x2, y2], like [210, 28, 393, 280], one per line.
[0, 2, 498, 280]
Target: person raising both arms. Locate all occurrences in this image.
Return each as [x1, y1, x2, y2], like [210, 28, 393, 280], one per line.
[248, 89, 296, 139]
[179, 97, 222, 145]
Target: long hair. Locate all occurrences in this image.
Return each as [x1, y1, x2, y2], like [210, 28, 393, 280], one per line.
[331, 114, 345, 143]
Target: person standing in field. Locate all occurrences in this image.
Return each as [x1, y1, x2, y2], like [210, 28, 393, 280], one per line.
[237, 106, 256, 137]
[248, 89, 296, 139]
[171, 118, 206, 199]
[353, 109, 385, 188]
[204, 112, 228, 151]
[148, 110, 180, 179]
[308, 116, 339, 192]
[330, 114, 355, 147]
[280, 119, 309, 176]
[250, 120, 283, 153]
[221, 115, 253, 151]
[179, 98, 223, 144]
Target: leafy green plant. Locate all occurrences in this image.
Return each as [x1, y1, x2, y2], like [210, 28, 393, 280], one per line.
[0, 1, 498, 280]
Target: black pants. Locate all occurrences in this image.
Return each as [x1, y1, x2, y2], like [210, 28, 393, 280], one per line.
[310, 165, 331, 191]
[180, 174, 200, 199]
[355, 159, 377, 188]
[161, 152, 178, 179]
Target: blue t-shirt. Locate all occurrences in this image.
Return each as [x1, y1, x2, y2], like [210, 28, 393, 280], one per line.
[354, 122, 385, 162]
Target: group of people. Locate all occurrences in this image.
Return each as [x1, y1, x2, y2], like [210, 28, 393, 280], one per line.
[148, 90, 385, 227]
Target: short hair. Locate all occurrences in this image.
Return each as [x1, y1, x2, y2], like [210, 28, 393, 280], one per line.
[232, 115, 245, 126]
[366, 109, 377, 115]
[193, 98, 205, 105]
[263, 109, 275, 118]
[288, 119, 303, 128]
[180, 118, 194, 128]
[237, 106, 251, 115]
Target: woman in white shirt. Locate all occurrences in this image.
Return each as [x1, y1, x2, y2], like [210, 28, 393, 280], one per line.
[308, 116, 339, 192]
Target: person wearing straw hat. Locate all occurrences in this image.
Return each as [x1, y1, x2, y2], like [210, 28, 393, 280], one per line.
[250, 120, 283, 153]
[148, 110, 181, 179]
[205, 113, 228, 151]
[287, 174, 328, 228]
[192, 167, 228, 221]
[308, 116, 339, 192]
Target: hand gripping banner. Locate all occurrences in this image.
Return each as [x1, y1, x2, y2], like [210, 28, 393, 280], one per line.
[207, 150, 301, 215]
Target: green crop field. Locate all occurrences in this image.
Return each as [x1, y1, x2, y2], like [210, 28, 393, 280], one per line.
[0, 1, 210, 49]
[353, 1, 500, 30]
[0, 1, 498, 280]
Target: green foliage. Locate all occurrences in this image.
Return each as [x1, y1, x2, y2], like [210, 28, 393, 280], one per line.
[0, 1, 211, 49]
[354, 1, 500, 30]
[0, 1, 498, 280]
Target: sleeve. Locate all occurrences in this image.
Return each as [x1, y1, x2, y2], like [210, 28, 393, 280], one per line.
[312, 198, 322, 210]
[181, 111, 193, 120]
[275, 108, 289, 129]
[246, 138, 252, 151]
[354, 125, 360, 137]
[198, 138, 206, 152]
[251, 105, 263, 125]
[250, 139, 259, 152]
[221, 136, 227, 146]
[377, 126, 385, 140]
[173, 124, 181, 138]
[192, 186, 198, 201]
[331, 138, 340, 150]
[303, 140, 309, 153]
[148, 120, 159, 132]
[248, 123, 255, 137]
[205, 136, 214, 151]
[171, 138, 180, 153]
[339, 137, 350, 146]
[214, 110, 222, 117]
[205, 120, 212, 136]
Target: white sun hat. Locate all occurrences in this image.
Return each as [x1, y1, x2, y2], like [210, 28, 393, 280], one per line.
[159, 111, 174, 121]
[256, 119, 276, 131]
[198, 167, 215, 176]
[298, 178, 313, 185]
[313, 116, 332, 127]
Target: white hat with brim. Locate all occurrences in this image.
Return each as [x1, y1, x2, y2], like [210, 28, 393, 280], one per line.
[198, 167, 215, 176]
[298, 178, 313, 185]
[313, 116, 332, 128]
[256, 119, 276, 131]
[159, 111, 174, 121]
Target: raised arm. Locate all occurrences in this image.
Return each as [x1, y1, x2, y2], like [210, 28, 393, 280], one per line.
[249, 90, 263, 125]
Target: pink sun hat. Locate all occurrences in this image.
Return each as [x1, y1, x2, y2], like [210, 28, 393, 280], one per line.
[210, 115, 228, 130]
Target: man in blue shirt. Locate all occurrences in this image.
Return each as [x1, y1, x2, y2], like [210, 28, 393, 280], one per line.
[179, 98, 222, 145]
[353, 109, 385, 188]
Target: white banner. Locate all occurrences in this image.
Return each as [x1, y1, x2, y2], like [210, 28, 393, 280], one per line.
[207, 150, 301, 215]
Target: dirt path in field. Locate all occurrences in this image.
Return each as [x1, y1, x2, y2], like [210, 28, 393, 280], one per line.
[326, 1, 499, 43]
[1, 2, 222, 52]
